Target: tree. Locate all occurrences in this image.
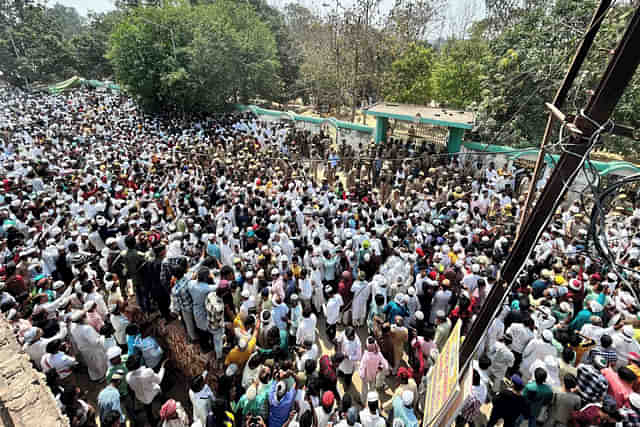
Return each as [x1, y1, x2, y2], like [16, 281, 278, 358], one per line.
[46, 3, 85, 39]
[107, 1, 280, 112]
[385, 0, 445, 46]
[233, 0, 301, 104]
[384, 42, 433, 105]
[0, 0, 76, 87]
[430, 38, 488, 109]
[474, 0, 640, 158]
[71, 11, 120, 79]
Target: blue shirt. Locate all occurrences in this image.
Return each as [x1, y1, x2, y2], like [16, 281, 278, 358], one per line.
[127, 333, 141, 357]
[569, 309, 593, 332]
[134, 336, 164, 369]
[268, 380, 295, 427]
[188, 281, 216, 331]
[207, 243, 221, 260]
[329, 154, 339, 168]
[383, 301, 409, 323]
[97, 385, 123, 423]
[323, 256, 339, 281]
[272, 303, 290, 330]
[393, 396, 419, 427]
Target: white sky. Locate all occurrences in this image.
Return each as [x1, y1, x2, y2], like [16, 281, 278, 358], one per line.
[51, 0, 116, 15]
[52, 0, 485, 39]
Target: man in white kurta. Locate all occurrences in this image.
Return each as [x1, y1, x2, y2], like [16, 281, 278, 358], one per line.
[70, 311, 108, 381]
[337, 327, 362, 391]
[296, 309, 317, 345]
[519, 329, 557, 382]
[351, 276, 370, 327]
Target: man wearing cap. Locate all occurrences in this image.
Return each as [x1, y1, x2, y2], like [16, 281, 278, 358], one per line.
[360, 391, 385, 427]
[336, 326, 362, 392]
[324, 286, 344, 343]
[486, 374, 529, 427]
[97, 370, 125, 425]
[225, 315, 259, 368]
[316, 390, 336, 426]
[23, 323, 68, 370]
[383, 293, 409, 324]
[488, 332, 516, 391]
[268, 373, 297, 427]
[521, 329, 558, 382]
[392, 390, 418, 427]
[106, 346, 130, 406]
[614, 325, 640, 369]
[69, 309, 108, 382]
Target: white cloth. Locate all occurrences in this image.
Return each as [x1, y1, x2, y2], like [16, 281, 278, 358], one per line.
[324, 294, 344, 325]
[70, 323, 107, 381]
[613, 332, 640, 369]
[85, 291, 108, 319]
[110, 313, 130, 345]
[506, 323, 534, 354]
[337, 333, 362, 374]
[297, 344, 319, 372]
[487, 341, 514, 381]
[24, 324, 67, 370]
[127, 365, 165, 405]
[296, 314, 317, 345]
[351, 280, 370, 326]
[520, 338, 556, 381]
[189, 385, 213, 426]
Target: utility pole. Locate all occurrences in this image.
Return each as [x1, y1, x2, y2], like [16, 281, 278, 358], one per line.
[517, 0, 613, 237]
[460, 5, 640, 369]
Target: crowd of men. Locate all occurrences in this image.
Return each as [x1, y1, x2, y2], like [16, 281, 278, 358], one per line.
[3, 86, 640, 427]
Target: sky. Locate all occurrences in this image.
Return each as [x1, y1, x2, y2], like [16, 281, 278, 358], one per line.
[54, 0, 115, 16]
[54, 0, 485, 39]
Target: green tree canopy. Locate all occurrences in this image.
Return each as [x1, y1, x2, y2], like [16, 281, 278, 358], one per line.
[476, 0, 640, 154]
[384, 43, 433, 105]
[107, 1, 281, 112]
[0, 0, 76, 87]
[430, 38, 488, 109]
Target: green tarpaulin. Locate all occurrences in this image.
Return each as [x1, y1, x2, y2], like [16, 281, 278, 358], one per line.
[47, 76, 120, 94]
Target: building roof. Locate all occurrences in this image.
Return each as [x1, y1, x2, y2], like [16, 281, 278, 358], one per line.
[364, 103, 475, 129]
[242, 105, 374, 133]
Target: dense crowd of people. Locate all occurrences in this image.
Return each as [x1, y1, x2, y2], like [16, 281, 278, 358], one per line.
[2, 86, 640, 427]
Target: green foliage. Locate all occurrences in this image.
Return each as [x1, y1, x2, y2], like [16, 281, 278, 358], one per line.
[239, 0, 301, 103]
[0, 1, 76, 87]
[71, 11, 120, 79]
[0, 1, 116, 87]
[429, 38, 488, 109]
[476, 0, 640, 156]
[107, 1, 281, 112]
[384, 43, 433, 104]
[46, 3, 85, 39]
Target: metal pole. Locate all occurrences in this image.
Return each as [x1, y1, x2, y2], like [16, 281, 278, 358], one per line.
[460, 5, 640, 369]
[517, 0, 613, 238]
